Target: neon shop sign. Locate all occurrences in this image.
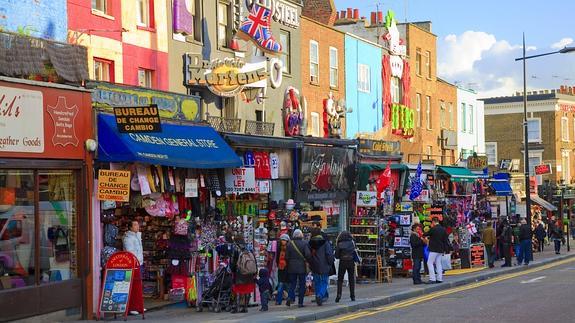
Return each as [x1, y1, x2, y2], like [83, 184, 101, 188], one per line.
[391, 104, 414, 138]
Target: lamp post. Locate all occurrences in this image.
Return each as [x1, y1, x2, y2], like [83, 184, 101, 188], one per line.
[514, 35, 575, 231]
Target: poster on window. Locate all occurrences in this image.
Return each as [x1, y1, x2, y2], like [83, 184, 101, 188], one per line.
[299, 146, 354, 192]
[225, 167, 256, 194]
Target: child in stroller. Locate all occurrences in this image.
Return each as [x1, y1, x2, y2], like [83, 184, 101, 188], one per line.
[196, 262, 233, 312]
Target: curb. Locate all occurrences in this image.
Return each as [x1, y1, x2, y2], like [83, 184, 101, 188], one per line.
[268, 253, 575, 323]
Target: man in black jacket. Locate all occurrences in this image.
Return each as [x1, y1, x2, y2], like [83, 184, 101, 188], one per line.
[410, 224, 427, 285]
[499, 219, 513, 267]
[286, 229, 311, 308]
[517, 219, 532, 265]
[425, 218, 450, 284]
[335, 231, 356, 302]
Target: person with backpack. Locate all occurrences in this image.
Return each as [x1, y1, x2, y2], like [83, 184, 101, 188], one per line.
[286, 229, 311, 308]
[499, 219, 513, 267]
[335, 231, 358, 302]
[308, 227, 335, 306]
[231, 234, 257, 313]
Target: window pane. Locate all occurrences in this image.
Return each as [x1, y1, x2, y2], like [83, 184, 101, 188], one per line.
[279, 31, 290, 73]
[39, 170, 77, 284]
[469, 105, 474, 133]
[310, 42, 318, 63]
[527, 119, 540, 141]
[0, 170, 35, 288]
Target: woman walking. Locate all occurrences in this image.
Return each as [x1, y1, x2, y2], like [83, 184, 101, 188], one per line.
[334, 231, 357, 302]
[286, 229, 311, 308]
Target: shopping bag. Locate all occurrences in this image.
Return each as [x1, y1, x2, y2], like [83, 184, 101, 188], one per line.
[441, 253, 452, 271]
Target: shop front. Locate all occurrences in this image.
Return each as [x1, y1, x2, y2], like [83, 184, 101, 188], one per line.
[0, 78, 93, 321]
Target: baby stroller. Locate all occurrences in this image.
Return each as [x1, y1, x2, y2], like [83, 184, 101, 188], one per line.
[197, 263, 233, 313]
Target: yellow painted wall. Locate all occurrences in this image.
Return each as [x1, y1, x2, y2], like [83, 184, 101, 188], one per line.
[121, 0, 169, 53]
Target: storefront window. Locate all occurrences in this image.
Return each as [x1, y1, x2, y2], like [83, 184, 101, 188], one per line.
[0, 170, 35, 288]
[39, 170, 77, 284]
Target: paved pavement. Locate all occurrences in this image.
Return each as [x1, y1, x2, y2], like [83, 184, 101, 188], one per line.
[319, 253, 575, 323]
[91, 241, 574, 322]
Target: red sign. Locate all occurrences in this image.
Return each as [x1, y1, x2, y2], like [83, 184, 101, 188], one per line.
[0, 80, 92, 160]
[559, 104, 575, 112]
[534, 164, 552, 175]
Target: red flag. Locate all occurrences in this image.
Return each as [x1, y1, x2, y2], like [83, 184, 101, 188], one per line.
[376, 161, 392, 195]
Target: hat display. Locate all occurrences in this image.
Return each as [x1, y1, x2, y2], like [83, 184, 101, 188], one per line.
[285, 199, 295, 210]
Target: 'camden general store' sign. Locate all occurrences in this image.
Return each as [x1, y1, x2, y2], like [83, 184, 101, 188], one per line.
[184, 54, 269, 97]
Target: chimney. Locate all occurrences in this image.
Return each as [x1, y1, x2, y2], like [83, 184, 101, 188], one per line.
[377, 11, 383, 24]
[347, 8, 352, 19]
[560, 85, 566, 94]
[354, 8, 360, 20]
[340, 10, 346, 19]
[370, 12, 376, 25]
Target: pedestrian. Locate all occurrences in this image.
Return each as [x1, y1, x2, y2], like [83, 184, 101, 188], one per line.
[425, 217, 450, 284]
[231, 235, 257, 314]
[549, 217, 564, 255]
[534, 220, 546, 252]
[512, 221, 521, 265]
[499, 219, 513, 267]
[334, 230, 357, 302]
[308, 227, 334, 306]
[257, 268, 273, 311]
[123, 220, 146, 315]
[517, 219, 532, 265]
[286, 229, 311, 308]
[410, 223, 427, 284]
[275, 234, 290, 305]
[481, 221, 496, 268]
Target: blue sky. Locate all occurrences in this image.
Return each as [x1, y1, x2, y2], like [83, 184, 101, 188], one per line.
[334, 0, 575, 97]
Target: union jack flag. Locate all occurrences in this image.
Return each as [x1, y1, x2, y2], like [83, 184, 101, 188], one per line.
[240, 4, 270, 41]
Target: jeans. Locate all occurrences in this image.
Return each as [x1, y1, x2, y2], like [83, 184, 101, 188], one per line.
[288, 273, 307, 305]
[427, 252, 443, 282]
[412, 258, 423, 283]
[275, 282, 289, 304]
[502, 243, 512, 266]
[337, 260, 355, 299]
[485, 245, 495, 267]
[517, 239, 532, 264]
[514, 244, 521, 264]
[537, 238, 545, 252]
[260, 290, 270, 310]
[313, 274, 328, 300]
[554, 239, 562, 253]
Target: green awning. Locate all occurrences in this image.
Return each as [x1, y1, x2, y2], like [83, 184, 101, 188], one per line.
[437, 166, 478, 182]
[358, 163, 409, 191]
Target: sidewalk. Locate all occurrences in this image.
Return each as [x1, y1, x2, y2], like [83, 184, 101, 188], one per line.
[92, 243, 574, 323]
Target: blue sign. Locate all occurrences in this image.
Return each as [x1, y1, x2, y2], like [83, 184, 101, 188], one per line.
[100, 269, 133, 314]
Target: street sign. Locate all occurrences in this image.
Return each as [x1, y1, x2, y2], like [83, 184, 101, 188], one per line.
[534, 164, 552, 175]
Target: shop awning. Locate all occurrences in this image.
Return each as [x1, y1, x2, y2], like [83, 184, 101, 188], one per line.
[97, 114, 242, 168]
[530, 195, 557, 211]
[436, 166, 478, 182]
[489, 180, 513, 196]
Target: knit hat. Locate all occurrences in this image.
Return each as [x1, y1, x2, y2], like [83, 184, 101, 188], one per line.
[280, 234, 290, 241]
[292, 229, 304, 239]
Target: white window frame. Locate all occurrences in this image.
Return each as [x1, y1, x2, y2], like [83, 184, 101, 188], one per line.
[92, 0, 108, 14]
[358, 64, 370, 93]
[217, 1, 231, 48]
[562, 150, 570, 183]
[448, 102, 454, 130]
[93, 58, 112, 82]
[136, 0, 150, 27]
[416, 48, 422, 76]
[425, 50, 431, 78]
[439, 100, 446, 129]
[461, 102, 467, 133]
[485, 142, 498, 166]
[426, 96, 431, 130]
[416, 93, 421, 127]
[310, 112, 320, 137]
[527, 118, 542, 143]
[329, 47, 338, 88]
[279, 30, 291, 74]
[310, 40, 319, 84]
[391, 77, 400, 103]
[138, 68, 153, 88]
[468, 104, 474, 134]
[562, 117, 569, 141]
[528, 151, 543, 185]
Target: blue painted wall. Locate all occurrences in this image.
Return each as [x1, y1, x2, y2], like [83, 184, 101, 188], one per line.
[0, 0, 68, 42]
[344, 34, 383, 139]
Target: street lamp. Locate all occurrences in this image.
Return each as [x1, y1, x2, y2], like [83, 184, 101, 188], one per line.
[515, 35, 575, 232]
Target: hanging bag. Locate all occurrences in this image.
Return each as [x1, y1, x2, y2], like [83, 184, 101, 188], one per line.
[54, 227, 70, 263]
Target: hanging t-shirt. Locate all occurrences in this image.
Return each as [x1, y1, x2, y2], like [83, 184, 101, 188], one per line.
[270, 152, 280, 179]
[244, 151, 255, 168]
[254, 152, 271, 179]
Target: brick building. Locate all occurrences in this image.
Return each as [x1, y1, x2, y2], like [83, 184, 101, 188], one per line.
[299, 16, 346, 138]
[483, 87, 575, 189]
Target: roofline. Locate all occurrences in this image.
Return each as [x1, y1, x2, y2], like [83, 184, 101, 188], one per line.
[398, 22, 437, 37]
[345, 32, 386, 50]
[301, 16, 346, 35]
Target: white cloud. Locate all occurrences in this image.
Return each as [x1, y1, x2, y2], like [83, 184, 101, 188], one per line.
[551, 37, 573, 49]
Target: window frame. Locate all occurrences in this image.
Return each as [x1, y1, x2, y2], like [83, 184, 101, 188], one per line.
[439, 100, 446, 129]
[485, 142, 498, 166]
[279, 30, 291, 74]
[357, 64, 371, 93]
[416, 48, 422, 76]
[416, 93, 421, 127]
[426, 95, 431, 130]
[468, 104, 474, 134]
[448, 102, 454, 130]
[425, 50, 431, 79]
[93, 58, 115, 83]
[562, 116, 570, 142]
[309, 40, 319, 84]
[138, 68, 154, 88]
[527, 118, 542, 143]
[217, 1, 233, 49]
[310, 112, 320, 137]
[461, 102, 467, 133]
[329, 46, 338, 88]
[191, 0, 203, 43]
[562, 149, 571, 183]
[91, 0, 108, 14]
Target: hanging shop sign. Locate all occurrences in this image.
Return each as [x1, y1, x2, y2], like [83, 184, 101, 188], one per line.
[391, 104, 414, 138]
[272, 0, 300, 28]
[225, 167, 257, 193]
[356, 191, 378, 207]
[467, 156, 488, 170]
[97, 169, 131, 202]
[114, 105, 162, 133]
[184, 54, 272, 97]
[534, 163, 552, 175]
[358, 139, 401, 157]
[89, 81, 200, 121]
[0, 86, 44, 153]
[300, 146, 354, 192]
